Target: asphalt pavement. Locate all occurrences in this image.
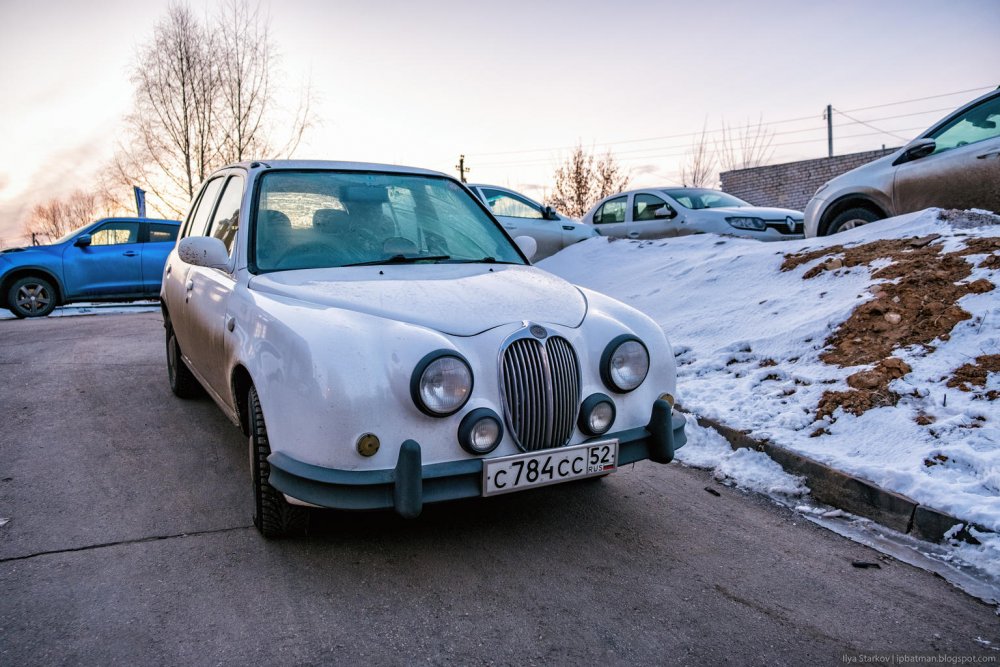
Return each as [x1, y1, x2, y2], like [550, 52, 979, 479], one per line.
[0, 313, 997, 666]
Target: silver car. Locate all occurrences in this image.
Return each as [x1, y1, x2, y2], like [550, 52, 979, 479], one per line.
[467, 184, 597, 259]
[581, 187, 804, 241]
[805, 87, 1000, 236]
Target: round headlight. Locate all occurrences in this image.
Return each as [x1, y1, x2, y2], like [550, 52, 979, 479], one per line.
[411, 351, 474, 417]
[601, 336, 650, 393]
[459, 408, 503, 455]
[579, 393, 616, 436]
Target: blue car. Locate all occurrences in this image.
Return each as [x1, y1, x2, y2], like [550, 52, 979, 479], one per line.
[0, 217, 180, 318]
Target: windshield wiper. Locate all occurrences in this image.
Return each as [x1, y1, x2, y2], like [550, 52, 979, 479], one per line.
[439, 256, 521, 265]
[344, 254, 451, 267]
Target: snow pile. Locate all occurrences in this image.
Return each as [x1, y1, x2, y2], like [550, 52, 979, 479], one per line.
[676, 416, 809, 498]
[541, 208, 1000, 533]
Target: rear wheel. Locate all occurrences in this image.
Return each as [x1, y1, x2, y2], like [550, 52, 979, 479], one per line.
[7, 276, 57, 318]
[165, 322, 201, 398]
[827, 207, 881, 235]
[249, 385, 309, 539]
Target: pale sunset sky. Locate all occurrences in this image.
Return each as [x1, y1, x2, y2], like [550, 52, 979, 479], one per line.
[0, 0, 998, 244]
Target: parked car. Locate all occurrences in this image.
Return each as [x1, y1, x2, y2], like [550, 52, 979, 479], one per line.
[162, 160, 687, 538]
[467, 183, 597, 259]
[582, 187, 804, 241]
[805, 87, 1000, 236]
[0, 217, 180, 318]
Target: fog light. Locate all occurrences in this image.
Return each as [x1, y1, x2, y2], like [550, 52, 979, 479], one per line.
[357, 433, 380, 457]
[459, 408, 503, 455]
[658, 393, 675, 407]
[579, 393, 616, 436]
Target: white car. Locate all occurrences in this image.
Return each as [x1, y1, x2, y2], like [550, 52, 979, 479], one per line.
[582, 187, 804, 241]
[467, 183, 598, 259]
[162, 161, 687, 538]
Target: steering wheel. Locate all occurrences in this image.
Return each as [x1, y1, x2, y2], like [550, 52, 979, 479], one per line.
[272, 243, 343, 270]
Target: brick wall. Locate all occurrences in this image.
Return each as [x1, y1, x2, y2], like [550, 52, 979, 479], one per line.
[719, 148, 898, 212]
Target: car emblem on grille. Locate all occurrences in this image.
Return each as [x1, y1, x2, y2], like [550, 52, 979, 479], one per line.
[786, 216, 798, 232]
[530, 325, 547, 339]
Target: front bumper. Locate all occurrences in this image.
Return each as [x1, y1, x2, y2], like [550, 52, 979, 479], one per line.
[267, 399, 687, 518]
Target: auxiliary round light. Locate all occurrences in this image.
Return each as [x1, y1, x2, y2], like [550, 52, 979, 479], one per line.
[458, 408, 504, 455]
[658, 392, 675, 407]
[411, 351, 474, 417]
[578, 393, 616, 436]
[601, 335, 650, 393]
[357, 433, 380, 457]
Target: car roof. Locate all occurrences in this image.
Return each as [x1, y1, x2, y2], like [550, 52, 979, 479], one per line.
[96, 217, 180, 225]
[221, 160, 450, 179]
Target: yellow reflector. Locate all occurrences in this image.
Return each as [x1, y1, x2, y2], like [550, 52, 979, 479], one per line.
[357, 433, 380, 457]
[658, 393, 675, 407]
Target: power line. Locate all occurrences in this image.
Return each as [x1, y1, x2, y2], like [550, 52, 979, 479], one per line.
[465, 84, 994, 160]
[832, 109, 910, 142]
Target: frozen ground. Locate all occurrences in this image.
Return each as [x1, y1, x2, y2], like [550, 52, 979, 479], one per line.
[0, 301, 159, 320]
[542, 208, 1000, 589]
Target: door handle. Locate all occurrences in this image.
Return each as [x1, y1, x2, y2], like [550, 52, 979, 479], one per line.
[123, 250, 138, 257]
[185, 279, 194, 292]
[976, 151, 1000, 159]
[504, 225, 517, 230]
[627, 232, 640, 239]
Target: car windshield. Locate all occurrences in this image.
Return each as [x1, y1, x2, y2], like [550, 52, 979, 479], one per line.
[661, 189, 750, 210]
[253, 171, 526, 272]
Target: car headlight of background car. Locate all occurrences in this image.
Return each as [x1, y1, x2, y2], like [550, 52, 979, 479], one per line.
[600, 335, 650, 393]
[411, 351, 473, 417]
[726, 216, 767, 231]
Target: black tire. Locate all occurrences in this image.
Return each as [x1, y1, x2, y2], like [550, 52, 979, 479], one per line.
[165, 322, 202, 398]
[826, 207, 881, 235]
[249, 386, 309, 539]
[7, 276, 57, 318]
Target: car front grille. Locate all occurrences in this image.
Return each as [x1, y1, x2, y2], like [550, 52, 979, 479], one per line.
[500, 333, 580, 452]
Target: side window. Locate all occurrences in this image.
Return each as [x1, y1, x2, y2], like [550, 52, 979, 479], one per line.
[594, 196, 627, 224]
[633, 194, 671, 221]
[207, 175, 245, 254]
[480, 188, 543, 219]
[90, 221, 139, 246]
[929, 95, 1000, 155]
[148, 224, 179, 243]
[184, 177, 225, 238]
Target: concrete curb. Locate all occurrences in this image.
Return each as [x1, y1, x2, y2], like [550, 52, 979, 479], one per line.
[692, 414, 989, 544]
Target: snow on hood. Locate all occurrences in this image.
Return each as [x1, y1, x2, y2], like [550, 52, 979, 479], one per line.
[248, 264, 587, 336]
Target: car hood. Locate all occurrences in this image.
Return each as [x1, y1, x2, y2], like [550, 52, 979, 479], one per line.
[248, 264, 588, 336]
[698, 206, 804, 220]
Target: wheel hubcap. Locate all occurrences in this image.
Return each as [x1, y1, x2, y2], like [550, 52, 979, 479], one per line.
[15, 284, 51, 314]
[840, 219, 867, 231]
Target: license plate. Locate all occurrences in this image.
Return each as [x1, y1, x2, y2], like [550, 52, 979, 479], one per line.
[482, 440, 618, 497]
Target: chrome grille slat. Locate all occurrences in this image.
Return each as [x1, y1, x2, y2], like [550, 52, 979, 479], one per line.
[500, 331, 580, 452]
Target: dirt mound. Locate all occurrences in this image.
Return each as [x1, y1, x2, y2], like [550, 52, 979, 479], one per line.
[783, 224, 1000, 422]
[947, 354, 1000, 401]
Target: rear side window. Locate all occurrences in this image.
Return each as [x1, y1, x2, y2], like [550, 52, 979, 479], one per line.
[594, 196, 627, 224]
[208, 175, 245, 254]
[91, 221, 140, 245]
[184, 177, 225, 238]
[148, 224, 179, 243]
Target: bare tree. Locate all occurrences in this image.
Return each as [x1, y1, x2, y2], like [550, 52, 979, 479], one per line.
[108, 0, 314, 217]
[547, 144, 630, 219]
[680, 121, 717, 187]
[23, 190, 112, 243]
[716, 116, 775, 172]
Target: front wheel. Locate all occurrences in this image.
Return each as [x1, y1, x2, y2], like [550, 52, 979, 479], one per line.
[826, 207, 881, 235]
[7, 276, 57, 318]
[249, 386, 309, 539]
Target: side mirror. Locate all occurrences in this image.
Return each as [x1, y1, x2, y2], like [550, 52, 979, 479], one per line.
[893, 138, 936, 166]
[178, 236, 230, 269]
[74, 234, 92, 248]
[514, 235, 537, 261]
[653, 206, 676, 219]
[542, 206, 560, 221]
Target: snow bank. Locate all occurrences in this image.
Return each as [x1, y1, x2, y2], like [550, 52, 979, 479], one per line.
[541, 209, 1000, 532]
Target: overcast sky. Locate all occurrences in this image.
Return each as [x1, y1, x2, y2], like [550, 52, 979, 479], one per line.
[0, 0, 998, 243]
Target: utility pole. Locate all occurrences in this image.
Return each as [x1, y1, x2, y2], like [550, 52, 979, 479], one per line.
[826, 104, 833, 158]
[455, 154, 470, 183]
